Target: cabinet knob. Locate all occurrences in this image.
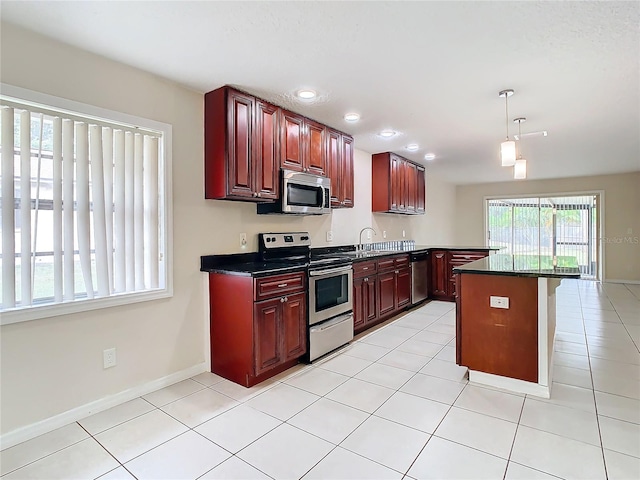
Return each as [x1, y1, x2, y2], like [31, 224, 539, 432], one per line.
[395, 270, 399, 274]
[364, 277, 369, 282]
[284, 296, 288, 302]
[252, 192, 258, 197]
[280, 297, 285, 303]
[257, 193, 262, 197]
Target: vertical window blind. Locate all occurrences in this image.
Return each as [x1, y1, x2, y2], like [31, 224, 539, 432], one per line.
[1, 99, 166, 315]
[487, 195, 598, 278]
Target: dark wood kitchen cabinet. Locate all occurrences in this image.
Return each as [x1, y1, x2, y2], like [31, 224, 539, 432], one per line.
[429, 249, 492, 302]
[209, 271, 307, 387]
[327, 128, 354, 208]
[280, 110, 328, 176]
[372, 152, 425, 214]
[205, 86, 279, 201]
[353, 254, 411, 334]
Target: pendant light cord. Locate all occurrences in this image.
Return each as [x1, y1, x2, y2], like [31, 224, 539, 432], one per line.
[505, 94, 509, 141]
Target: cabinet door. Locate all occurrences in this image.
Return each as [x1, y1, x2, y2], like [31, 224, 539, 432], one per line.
[378, 272, 396, 316]
[282, 292, 307, 361]
[305, 119, 327, 176]
[254, 100, 279, 200]
[253, 297, 282, 376]
[390, 155, 405, 212]
[416, 166, 426, 214]
[227, 90, 255, 198]
[341, 135, 354, 208]
[405, 161, 417, 213]
[430, 251, 448, 297]
[396, 268, 412, 309]
[327, 129, 342, 207]
[280, 110, 305, 172]
[364, 276, 378, 323]
[353, 277, 366, 331]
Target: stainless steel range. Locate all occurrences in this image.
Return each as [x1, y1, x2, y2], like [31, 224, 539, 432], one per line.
[258, 232, 354, 361]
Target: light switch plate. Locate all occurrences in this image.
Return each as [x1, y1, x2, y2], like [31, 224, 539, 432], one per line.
[490, 296, 509, 309]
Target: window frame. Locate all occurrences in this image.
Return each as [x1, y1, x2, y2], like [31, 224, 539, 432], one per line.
[0, 83, 173, 325]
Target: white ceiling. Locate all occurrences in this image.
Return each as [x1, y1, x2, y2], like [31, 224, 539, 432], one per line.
[2, 1, 639, 185]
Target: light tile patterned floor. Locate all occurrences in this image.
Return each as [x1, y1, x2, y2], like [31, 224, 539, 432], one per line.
[2, 280, 639, 479]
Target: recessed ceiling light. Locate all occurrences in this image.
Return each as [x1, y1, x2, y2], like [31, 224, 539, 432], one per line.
[406, 144, 419, 151]
[379, 130, 397, 138]
[424, 153, 436, 161]
[297, 89, 317, 99]
[344, 113, 360, 122]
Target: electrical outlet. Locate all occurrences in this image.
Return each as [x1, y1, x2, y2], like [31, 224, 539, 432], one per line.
[326, 231, 333, 242]
[103, 348, 117, 369]
[490, 296, 509, 309]
[383, 231, 387, 239]
[367, 230, 372, 240]
[239, 233, 247, 248]
[402, 230, 406, 238]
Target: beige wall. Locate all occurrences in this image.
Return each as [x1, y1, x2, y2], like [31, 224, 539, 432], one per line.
[455, 172, 640, 281]
[0, 23, 455, 436]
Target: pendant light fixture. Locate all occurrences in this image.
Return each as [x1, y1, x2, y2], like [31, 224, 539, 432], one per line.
[499, 89, 516, 166]
[514, 117, 527, 179]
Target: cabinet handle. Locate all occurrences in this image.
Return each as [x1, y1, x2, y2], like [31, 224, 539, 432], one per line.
[362, 267, 369, 270]
[277, 283, 288, 288]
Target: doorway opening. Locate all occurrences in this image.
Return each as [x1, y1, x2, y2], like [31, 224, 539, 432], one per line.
[486, 194, 600, 280]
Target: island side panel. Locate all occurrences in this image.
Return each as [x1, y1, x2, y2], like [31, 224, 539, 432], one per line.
[458, 273, 539, 383]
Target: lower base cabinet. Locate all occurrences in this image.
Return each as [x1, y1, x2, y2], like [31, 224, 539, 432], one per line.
[429, 249, 492, 301]
[209, 271, 307, 387]
[353, 254, 411, 334]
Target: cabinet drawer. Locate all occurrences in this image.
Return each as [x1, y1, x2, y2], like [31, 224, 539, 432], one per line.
[449, 251, 488, 262]
[394, 255, 410, 269]
[254, 272, 305, 301]
[377, 257, 396, 272]
[354, 260, 377, 278]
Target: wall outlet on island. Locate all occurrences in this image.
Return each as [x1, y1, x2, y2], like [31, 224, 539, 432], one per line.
[326, 231, 333, 242]
[490, 296, 509, 309]
[103, 348, 117, 369]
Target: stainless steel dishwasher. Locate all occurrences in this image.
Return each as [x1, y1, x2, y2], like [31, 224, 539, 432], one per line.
[411, 250, 430, 305]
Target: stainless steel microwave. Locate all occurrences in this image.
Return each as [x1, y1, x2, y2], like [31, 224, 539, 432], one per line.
[257, 169, 331, 215]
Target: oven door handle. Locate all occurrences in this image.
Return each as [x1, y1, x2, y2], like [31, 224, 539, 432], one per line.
[309, 265, 353, 276]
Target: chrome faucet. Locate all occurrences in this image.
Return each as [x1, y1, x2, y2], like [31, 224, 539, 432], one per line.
[358, 227, 377, 252]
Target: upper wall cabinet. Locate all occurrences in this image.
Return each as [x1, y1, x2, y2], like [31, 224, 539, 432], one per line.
[205, 86, 279, 201]
[204, 85, 353, 207]
[372, 152, 425, 214]
[327, 129, 354, 208]
[280, 110, 328, 176]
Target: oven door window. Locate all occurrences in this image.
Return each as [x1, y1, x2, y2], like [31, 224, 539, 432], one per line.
[315, 273, 349, 312]
[287, 183, 322, 207]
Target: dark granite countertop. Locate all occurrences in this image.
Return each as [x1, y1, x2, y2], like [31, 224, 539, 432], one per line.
[201, 245, 501, 276]
[453, 254, 581, 278]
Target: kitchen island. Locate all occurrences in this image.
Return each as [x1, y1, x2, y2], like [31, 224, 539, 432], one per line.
[453, 255, 580, 398]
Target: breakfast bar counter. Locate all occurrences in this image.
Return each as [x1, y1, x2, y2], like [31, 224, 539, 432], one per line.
[453, 255, 581, 398]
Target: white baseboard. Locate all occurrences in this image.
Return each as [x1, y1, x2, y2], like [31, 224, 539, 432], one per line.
[604, 279, 640, 285]
[0, 362, 207, 450]
[469, 370, 551, 399]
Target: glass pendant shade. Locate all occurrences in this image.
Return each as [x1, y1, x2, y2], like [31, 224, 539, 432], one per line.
[501, 140, 516, 166]
[514, 158, 527, 179]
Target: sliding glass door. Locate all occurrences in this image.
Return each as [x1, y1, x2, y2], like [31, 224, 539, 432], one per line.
[487, 195, 599, 279]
